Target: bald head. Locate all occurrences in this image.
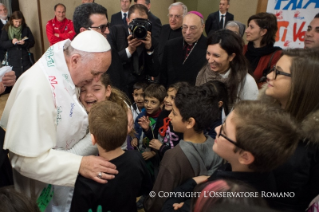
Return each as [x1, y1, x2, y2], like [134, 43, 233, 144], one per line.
[182, 13, 204, 45]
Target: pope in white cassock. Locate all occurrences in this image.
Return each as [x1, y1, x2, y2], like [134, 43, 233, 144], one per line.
[1, 30, 118, 212]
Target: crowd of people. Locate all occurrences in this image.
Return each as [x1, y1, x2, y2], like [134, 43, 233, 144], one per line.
[0, 0, 318, 212]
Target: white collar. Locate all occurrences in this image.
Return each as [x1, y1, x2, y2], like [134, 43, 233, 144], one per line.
[219, 68, 231, 78]
[219, 11, 227, 16]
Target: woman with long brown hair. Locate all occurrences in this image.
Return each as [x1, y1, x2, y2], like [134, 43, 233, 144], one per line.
[0, 11, 35, 80]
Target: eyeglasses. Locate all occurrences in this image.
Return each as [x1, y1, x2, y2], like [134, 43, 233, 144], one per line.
[218, 123, 244, 149]
[167, 14, 182, 19]
[88, 23, 109, 32]
[270, 66, 291, 79]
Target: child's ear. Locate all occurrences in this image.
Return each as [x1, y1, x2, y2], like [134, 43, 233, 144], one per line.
[91, 134, 97, 146]
[186, 117, 196, 129]
[105, 85, 112, 99]
[238, 151, 255, 166]
[218, 101, 223, 108]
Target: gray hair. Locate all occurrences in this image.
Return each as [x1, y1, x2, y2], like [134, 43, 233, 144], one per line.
[168, 2, 188, 17]
[0, 3, 6, 7]
[226, 21, 246, 37]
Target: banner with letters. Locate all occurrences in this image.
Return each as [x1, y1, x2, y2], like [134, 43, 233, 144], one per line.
[266, 0, 319, 48]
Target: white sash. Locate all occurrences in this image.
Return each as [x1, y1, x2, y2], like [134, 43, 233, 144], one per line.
[38, 39, 88, 150]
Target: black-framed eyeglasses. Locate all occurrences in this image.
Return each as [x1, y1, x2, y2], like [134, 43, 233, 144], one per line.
[218, 123, 244, 149]
[88, 23, 109, 32]
[270, 66, 291, 79]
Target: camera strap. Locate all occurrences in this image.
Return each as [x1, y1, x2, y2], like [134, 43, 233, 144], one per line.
[183, 41, 197, 65]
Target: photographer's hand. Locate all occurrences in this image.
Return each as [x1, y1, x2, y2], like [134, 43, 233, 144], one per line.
[127, 35, 142, 55]
[141, 31, 152, 51]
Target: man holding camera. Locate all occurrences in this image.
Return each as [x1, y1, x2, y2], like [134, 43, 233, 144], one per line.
[108, 4, 158, 98]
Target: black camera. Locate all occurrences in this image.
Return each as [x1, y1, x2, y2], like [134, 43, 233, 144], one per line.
[128, 18, 152, 40]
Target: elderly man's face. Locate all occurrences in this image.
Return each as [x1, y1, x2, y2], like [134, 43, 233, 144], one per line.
[168, 5, 184, 30]
[305, 18, 319, 49]
[73, 51, 112, 87]
[0, 5, 8, 20]
[55, 5, 66, 22]
[121, 0, 131, 12]
[82, 0, 94, 3]
[89, 14, 110, 37]
[182, 14, 204, 45]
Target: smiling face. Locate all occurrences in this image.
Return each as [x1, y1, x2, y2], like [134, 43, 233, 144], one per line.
[213, 111, 238, 162]
[182, 13, 204, 45]
[206, 43, 235, 74]
[266, 55, 292, 108]
[55, 5, 66, 22]
[164, 88, 177, 111]
[168, 5, 184, 30]
[80, 80, 112, 113]
[305, 18, 319, 49]
[132, 88, 145, 110]
[13, 19, 22, 28]
[144, 96, 161, 115]
[0, 5, 8, 20]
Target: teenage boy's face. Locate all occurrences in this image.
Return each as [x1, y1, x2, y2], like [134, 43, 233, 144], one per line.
[168, 103, 188, 133]
[164, 88, 177, 111]
[132, 88, 145, 110]
[144, 96, 161, 115]
[213, 111, 238, 162]
[80, 80, 111, 113]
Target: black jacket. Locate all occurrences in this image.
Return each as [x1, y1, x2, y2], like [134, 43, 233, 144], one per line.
[148, 11, 162, 48]
[159, 35, 207, 87]
[0, 17, 9, 62]
[0, 25, 35, 79]
[205, 11, 234, 36]
[108, 25, 158, 96]
[110, 11, 126, 27]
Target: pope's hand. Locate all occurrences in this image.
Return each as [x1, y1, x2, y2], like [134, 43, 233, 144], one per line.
[79, 156, 118, 183]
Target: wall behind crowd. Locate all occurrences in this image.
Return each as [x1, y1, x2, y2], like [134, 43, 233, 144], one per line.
[18, 0, 265, 61]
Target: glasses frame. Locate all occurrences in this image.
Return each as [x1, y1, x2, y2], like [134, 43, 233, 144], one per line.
[218, 124, 244, 150]
[88, 23, 109, 32]
[270, 66, 291, 79]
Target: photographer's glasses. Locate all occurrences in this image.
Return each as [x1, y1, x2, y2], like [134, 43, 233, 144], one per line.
[88, 23, 109, 32]
[270, 66, 291, 80]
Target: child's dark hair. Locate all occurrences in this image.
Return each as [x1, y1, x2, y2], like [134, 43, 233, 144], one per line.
[89, 101, 128, 151]
[174, 81, 226, 133]
[0, 187, 40, 212]
[205, 80, 229, 115]
[144, 83, 166, 102]
[133, 80, 149, 91]
[233, 101, 300, 172]
[167, 82, 190, 93]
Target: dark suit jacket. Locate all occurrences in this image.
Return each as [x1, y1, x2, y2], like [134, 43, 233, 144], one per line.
[0, 18, 9, 62]
[157, 24, 182, 64]
[108, 25, 158, 96]
[205, 11, 234, 36]
[159, 35, 207, 87]
[148, 11, 162, 47]
[110, 11, 126, 27]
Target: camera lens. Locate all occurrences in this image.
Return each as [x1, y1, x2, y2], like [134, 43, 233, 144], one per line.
[133, 26, 147, 39]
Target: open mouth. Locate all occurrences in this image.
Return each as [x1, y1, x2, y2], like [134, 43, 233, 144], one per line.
[85, 100, 97, 106]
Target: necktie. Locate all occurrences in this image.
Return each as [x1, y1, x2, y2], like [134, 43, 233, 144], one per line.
[123, 13, 127, 25]
[219, 15, 225, 29]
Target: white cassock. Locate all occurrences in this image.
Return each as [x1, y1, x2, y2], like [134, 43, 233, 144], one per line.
[1, 39, 98, 212]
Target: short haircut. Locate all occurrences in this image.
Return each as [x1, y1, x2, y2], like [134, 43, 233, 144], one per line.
[0, 187, 40, 212]
[174, 82, 226, 133]
[89, 101, 128, 151]
[128, 4, 149, 19]
[144, 83, 166, 102]
[167, 81, 190, 93]
[133, 80, 149, 91]
[54, 3, 66, 11]
[247, 12, 278, 46]
[221, 0, 230, 4]
[73, 3, 108, 34]
[168, 2, 188, 16]
[315, 13, 319, 18]
[232, 101, 300, 172]
[134, 0, 150, 4]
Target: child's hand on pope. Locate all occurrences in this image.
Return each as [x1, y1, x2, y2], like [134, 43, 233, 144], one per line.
[138, 116, 150, 131]
[131, 138, 138, 147]
[142, 151, 155, 160]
